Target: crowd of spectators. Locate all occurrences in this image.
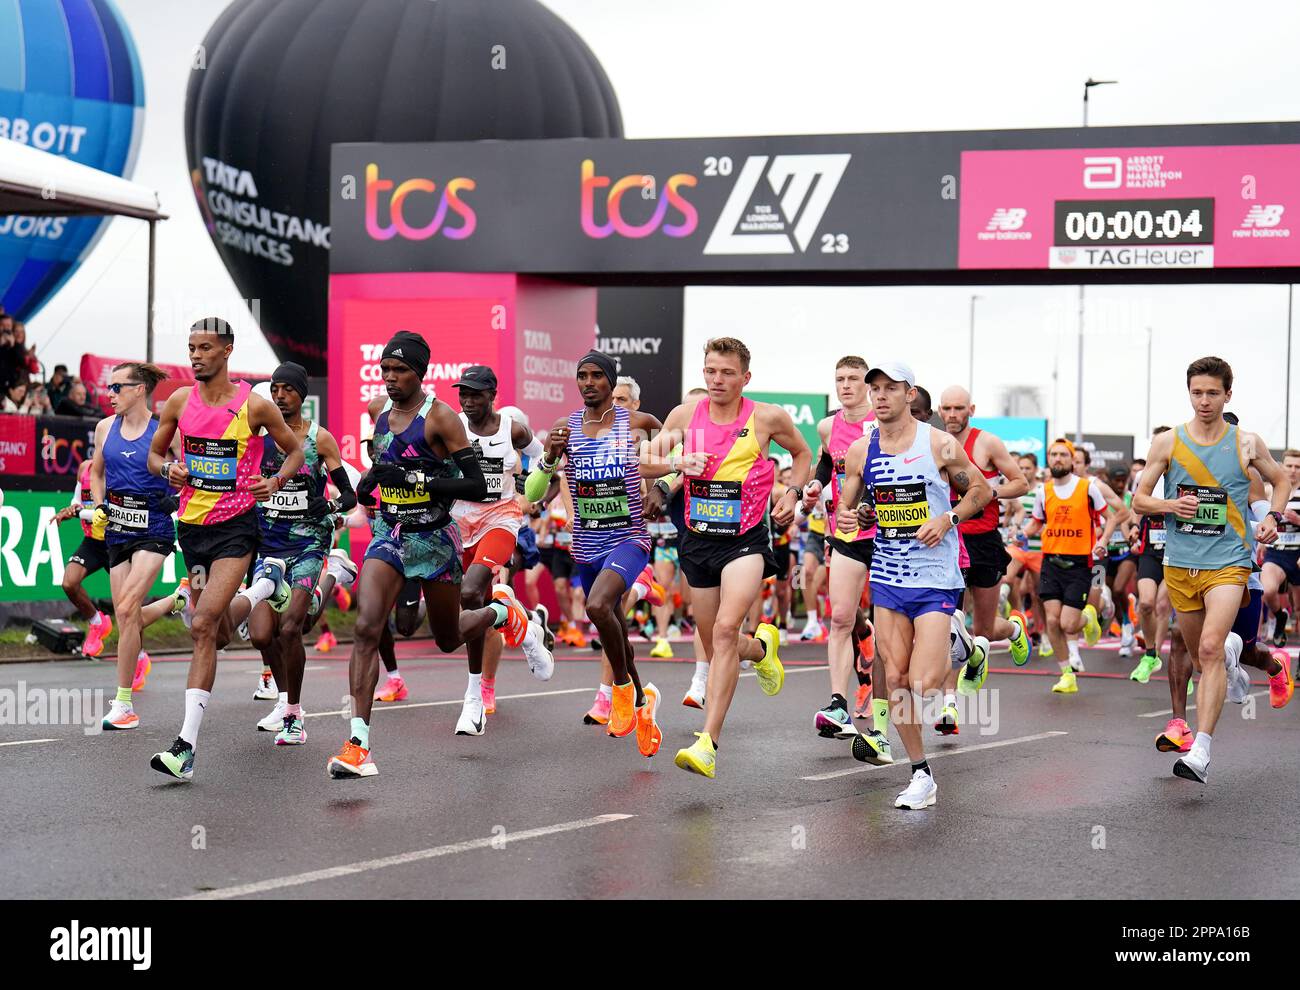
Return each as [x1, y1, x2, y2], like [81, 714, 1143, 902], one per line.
[0, 306, 101, 418]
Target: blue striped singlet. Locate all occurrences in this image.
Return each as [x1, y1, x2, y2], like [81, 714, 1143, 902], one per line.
[563, 404, 649, 564]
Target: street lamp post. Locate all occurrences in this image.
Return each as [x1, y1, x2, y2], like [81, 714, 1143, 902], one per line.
[968, 294, 980, 395]
[1145, 326, 1153, 439]
[1077, 78, 1118, 443]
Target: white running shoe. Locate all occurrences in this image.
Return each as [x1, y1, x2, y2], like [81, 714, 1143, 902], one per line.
[257, 699, 288, 731]
[254, 671, 278, 700]
[1173, 745, 1210, 783]
[1099, 585, 1115, 630]
[455, 695, 486, 736]
[682, 677, 707, 710]
[1224, 632, 1251, 704]
[1120, 624, 1135, 649]
[894, 769, 938, 810]
[521, 613, 555, 681]
[800, 618, 824, 642]
[326, 547, 358, 585]
[1068, 645, 1085, 674]
[101, 700, 139, 730]
[949, 610, 974, 668]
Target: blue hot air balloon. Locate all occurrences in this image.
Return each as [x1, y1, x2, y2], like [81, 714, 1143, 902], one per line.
[0, 0, 146, 322]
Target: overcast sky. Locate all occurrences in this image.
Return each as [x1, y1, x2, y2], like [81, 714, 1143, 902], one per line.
[24, 0, 1300, 448]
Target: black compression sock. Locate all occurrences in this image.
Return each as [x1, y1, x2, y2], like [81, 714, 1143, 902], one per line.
[831, 693, 848, 710]
[912, 760, 931, 777]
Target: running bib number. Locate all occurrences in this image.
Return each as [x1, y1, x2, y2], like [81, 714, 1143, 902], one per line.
[575, 477, 631, 531]
[475, 454, 506, 498]
[871, 482, 929, 539]
[1147, 517, 1166, 550]
[687, 479, 742, 536]
[1274, 530, 1300, 548]
[184, 436, 238, 492]
[380, 479, 437, 526]
[107, 492, 149, 532]
[265, 475, 310, 518]
[1175, 485, 1227, 536]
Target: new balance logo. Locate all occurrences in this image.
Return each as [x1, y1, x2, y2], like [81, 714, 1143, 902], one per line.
[704, 154, 851, 255]
[1241, 204, 1285, 228]
[985, 208, 1026, 231]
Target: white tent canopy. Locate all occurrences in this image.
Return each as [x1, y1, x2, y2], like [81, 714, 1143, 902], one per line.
[0, 137, 164, 220]
[0, 137, 167, 357]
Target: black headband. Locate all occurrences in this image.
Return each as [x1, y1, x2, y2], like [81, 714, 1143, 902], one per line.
[271, 361, 310, 402]
[577, 350, 617, 388]
[383, 331, 430, 379]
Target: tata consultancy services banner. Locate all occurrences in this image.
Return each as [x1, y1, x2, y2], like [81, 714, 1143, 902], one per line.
[971, 417, 1048, 461]
[750, 392, 828, 461]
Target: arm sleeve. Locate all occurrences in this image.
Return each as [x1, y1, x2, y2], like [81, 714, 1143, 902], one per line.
[524, 465, 554, 503]
[329, 465, 357, 513]
[426, 448, 488, 501]
[338, 459, 364, 488]
[521, 436, 545, 461]
[814, 448, 833, 487]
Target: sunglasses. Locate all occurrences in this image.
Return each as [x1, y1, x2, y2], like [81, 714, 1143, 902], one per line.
[108, 382, 145, 394]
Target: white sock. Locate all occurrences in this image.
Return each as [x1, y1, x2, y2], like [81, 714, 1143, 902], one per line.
[240, 575, 277, 608]
[808, 607, 819, 622]
[467, 672, 482, 698]
[1068, 639, 1081, 661]
[598, 683, 613, 700]
[137, 650, 147, 661]
[1194, 731, 1212, 755]
[180, 688, 210, 746]
[387, 667, 401, 680]
[628, 582, 647, 605]
[693, 660, 709, 682]
[90, 611, 103, 627]
[277, 691, 288, 705]
[943, 692, 956, 709]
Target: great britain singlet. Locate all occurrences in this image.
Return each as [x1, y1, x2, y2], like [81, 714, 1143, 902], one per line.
[683, 397, 774, 539]
[103, 416, 174, 544]
[828, 408, 876, 542]
[178, 380, 263, 525]
[563, 404, 648, 563]
[864, 421, 962, 589]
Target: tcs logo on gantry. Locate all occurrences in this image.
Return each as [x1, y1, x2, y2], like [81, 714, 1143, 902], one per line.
[364, 163, 476, 241]
[580, 159, 697, 239]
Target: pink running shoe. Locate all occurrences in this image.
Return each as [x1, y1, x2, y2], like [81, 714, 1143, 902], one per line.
[314, 630, 337, 653]
[481, 678, 497, 715]
[374, 674, 408, 703]
[82, 611, 112, 658]
[582, 690, 611, 725]
[1269, 650, 1293, 709]
[131, 651, 151, 692]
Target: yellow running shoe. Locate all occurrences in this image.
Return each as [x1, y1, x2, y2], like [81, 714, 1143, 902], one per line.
[649, 637, 673, 659]
[752, 623, 785, 696]
[1051, 669, 1078, 694]
[674, 731, 716, 778]
[1081, 604, 1102, 647]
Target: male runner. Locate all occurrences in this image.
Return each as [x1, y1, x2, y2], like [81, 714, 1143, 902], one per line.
[937, 387, 1031, 663]
[1023, 439, 1125, 694]
[1129, 427, 1174, 683]
[328, 333, 543, 777]
[146, 318, 305, 781]
[835, 362, 992, 809]
[1260, 448, 1300, 647]
[1100, 465, 1138, 656]
[247, 362, 356, 744]
[1004, 452, 1047, 656]
[1133, 357, 1290, 782]
[646, 337, 808, 778]
[452, 365, 553, 730]
[802, 355, 878, 739]
[91, 362, 183, 730]
[526, 351, 666, 755]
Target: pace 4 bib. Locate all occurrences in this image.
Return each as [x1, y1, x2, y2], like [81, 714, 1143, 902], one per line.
[687, 479, 743, 536]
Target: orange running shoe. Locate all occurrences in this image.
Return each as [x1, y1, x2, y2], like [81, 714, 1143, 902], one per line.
[607, 681, 637, 737]
[635, 683, 662, 757]
[333, 583, 352, 611]
[859, 619, 876, 662]
[481, 677, 497, 715]
[1127, 593, 1138, 625]
[314, 630, 337, 653]
[131, 651, 151, 692]
[328, 738, 377, 778]
[82, 611, 112, 658]
[1269, 650, 1294, 709]
[569, 626, 588, 649]
[853, 683, 871, 719]
[491, 585, 530, 648]
[1156, 718, 1194, 753]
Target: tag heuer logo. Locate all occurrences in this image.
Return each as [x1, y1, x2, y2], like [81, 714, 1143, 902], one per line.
[1057, 249, 1077, 265]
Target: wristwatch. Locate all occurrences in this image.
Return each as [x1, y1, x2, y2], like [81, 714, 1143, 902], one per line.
[946, 510, 961, 528]
[1268, 510, 1285, 524]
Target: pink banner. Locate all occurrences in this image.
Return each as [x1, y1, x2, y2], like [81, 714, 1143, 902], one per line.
[958, 144, 1300, 270]
[0, 414, 36, 475]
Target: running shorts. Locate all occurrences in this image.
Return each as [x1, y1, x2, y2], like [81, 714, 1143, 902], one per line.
[462, 527, 519, 574]
[871, 583, 963, 622]
[68, 536, 110, 576]
[539, 546, 576, 581]
[654, 543, 680, 567]
[107, 537, 175, 570]
[803, 530, 826, 565]
[961, 528, 1011, 589]
[575, 540, 652, 598]
[1262, 548, 1300, 587]
[1231, 588, 1264, 649]
[1038, 554, 1093, 609]
[1137, 548, 1164, 585]
[1164, 565, 1251, 614]
[364, 516, 462, 583]
[177, 511, 259, 575]
[680, 523, 778, 589]
[771, 542, 792, 579]
[516, 525, 541, 570]
[1008, 546, 1043, 574]
[828, 535, 873, 570]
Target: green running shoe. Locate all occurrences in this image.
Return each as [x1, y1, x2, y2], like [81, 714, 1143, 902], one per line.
[851, 729, 894, 765]
[1008, 613, 1030, 667]
[957, 636, 991, 696]
[150, 736, 195, 781]
[1187, 678, 1194, 698]
[814, 701, 855, 739]
[259, 557, 291, 613]
[1129, 651, 1162, 684]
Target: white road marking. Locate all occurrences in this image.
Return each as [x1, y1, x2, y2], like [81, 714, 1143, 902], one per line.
[0, 738, 56, 748]
[180, 814, 635, 900]
[801, 730, 1069, 781]
[303, 665, 327, 672]
[305, 665, 830, 718]
[1137, 689, 1268, 719]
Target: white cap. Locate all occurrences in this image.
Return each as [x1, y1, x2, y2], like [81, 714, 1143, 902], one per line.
[866, 361, 916, 388]
[498, 404, 528, 428]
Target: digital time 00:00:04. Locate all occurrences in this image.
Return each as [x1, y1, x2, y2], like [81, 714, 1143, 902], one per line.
[1062, 207, 1205, 242]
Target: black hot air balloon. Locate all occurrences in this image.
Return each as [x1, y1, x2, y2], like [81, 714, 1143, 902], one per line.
[184, 0, 622, 373]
